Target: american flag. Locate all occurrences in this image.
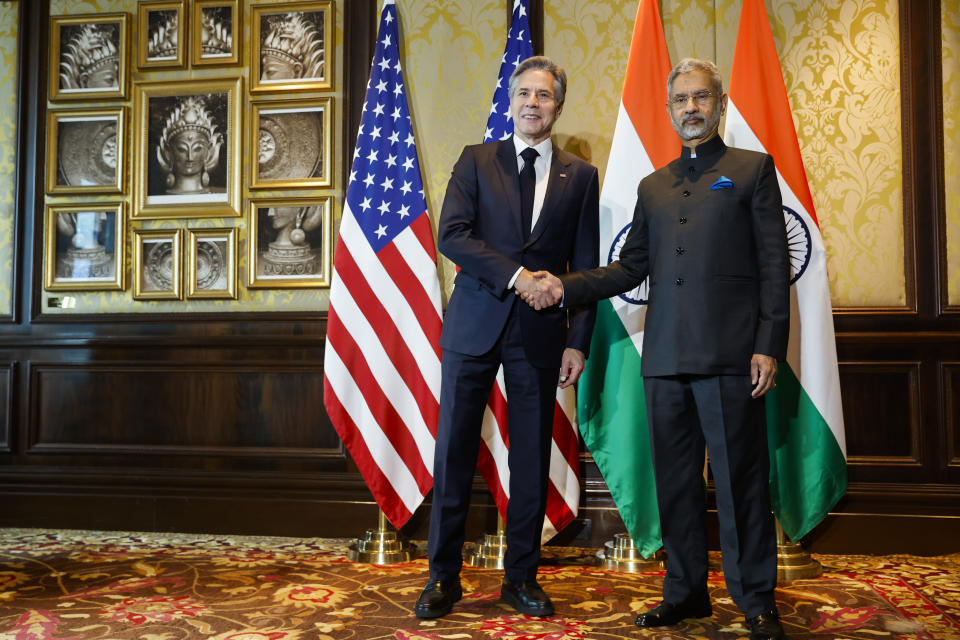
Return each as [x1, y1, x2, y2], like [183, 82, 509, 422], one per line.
[475, 0, 581, 542]
[323, 0, 442, 529]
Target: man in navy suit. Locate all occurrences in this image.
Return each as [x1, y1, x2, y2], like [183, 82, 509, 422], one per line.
[522, 58, 790, 639]
[414, 56, 599, 620]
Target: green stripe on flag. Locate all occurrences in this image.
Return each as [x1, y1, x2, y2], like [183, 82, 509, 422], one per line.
[578, 299, 662, 557]
[765, 363, 847, 541]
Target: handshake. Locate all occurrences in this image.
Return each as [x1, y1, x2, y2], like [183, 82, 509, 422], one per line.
[514, 269, 563, 310]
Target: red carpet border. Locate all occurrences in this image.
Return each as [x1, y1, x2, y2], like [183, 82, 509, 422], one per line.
[0, 528, 958, 639]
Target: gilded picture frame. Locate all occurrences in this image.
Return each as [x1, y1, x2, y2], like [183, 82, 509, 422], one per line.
[46, 107, 126, 195]
[249, 98, 332, 189]
[49, 13, 128, 102]
[133, 228, 183, 300]
[247, 197, 332, 289]
[138, 0, 187, 70]
[250, 1, 332, 94]
[133, 77, 242, 219]
[186, 227, 237, 299]
[44, 202, 125, 291]
[192, 0, 240, 66]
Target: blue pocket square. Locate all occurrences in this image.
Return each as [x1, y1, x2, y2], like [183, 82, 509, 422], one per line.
[710, 176, 735, 190]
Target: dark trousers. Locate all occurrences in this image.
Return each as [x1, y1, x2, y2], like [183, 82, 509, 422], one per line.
[428, 302, 557, 583]
[643, 374, 777, 617]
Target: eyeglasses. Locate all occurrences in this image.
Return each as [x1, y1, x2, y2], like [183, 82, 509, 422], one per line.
[670, 90, 715, 107]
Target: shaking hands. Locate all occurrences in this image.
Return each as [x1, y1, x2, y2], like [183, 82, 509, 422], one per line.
[514, 269, 563, 310]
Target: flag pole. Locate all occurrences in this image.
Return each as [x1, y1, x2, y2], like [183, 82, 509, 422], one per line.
[465, 514, 507, 569]
[775, 518, 821, 580]
[348, 509, 415, 564]
[598, 533, 665, 572]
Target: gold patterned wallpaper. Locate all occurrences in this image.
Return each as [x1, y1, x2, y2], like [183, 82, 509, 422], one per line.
[406, 0, 908, 307]
[397, 0, 506, 293]
[0, 1, 17, 316]
[763, 0, 904, 307]
[20, 0, 925, 311]
[945, 0, 960, 305]
[42, 0, 344, 314]
[549, 0, 905, 307]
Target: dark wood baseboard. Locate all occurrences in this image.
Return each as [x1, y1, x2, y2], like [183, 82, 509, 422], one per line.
[1, 471, 957, 555]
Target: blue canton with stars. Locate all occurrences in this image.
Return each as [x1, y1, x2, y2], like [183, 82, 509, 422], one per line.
[346, 2, 427, 254]
[484, 0, 533, 142]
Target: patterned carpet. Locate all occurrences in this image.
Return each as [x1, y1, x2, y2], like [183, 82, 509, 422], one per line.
[0, 528, 958, 639]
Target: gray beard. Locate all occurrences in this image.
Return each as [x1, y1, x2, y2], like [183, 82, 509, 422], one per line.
[671, 112, 720, 141]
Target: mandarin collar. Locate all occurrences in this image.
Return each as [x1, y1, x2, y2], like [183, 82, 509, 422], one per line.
[681, 134, 726, 161]
[681, 134, 726, 175]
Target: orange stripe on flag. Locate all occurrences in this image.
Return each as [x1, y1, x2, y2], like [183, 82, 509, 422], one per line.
[730, 0, 818, 225]
[621, 0, 677, 170]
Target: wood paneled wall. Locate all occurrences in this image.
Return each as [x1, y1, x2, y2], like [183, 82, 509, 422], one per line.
[0, 0, 957, 554]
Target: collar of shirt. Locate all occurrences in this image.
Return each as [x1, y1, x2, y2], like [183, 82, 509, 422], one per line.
[511, 135, 553, 237]
[680, 135, 727, 164]
[512, 135, 553, 176]
[681, 134, 726, 174]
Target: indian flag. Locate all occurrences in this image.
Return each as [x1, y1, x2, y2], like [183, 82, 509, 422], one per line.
[724, 0, 847, 541]
[577, 0, 677, 558]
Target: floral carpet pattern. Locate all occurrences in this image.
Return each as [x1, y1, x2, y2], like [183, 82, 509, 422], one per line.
[0, 528, 958, 639]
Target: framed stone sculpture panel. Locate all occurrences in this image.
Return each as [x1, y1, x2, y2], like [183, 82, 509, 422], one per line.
[133, 228, 182, 300]
[250, 1, 332, 93]
[192, 0, 240, 66]
[138, 0, 186, 70]
[248, 98, 331, 189]
[44, 202, 125, 291]
[49, 13, 128, 101]
[133, 77, 242, 218]
[46, 107, 126, 195]
[247, 197, 331, 288]
[186, 227, 237, 299]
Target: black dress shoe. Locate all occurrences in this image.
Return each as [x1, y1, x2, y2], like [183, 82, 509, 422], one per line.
[635, 597, 712, 627]
[747, 610, 786, 639]
[414, 579, 462, 619]
[500, 578, 554, 617]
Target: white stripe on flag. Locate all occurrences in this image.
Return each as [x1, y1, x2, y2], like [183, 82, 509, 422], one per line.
[725, 101, 845, 450]
[327, 266, 436, 468]
[599, 101, 656, 354]
[481, 372, 511, 499]
[550, 439, 579, 513]
[393, 226, 444, 318]
[481, 413, 510, 497]
[340, 208, 442, 402]
[600, 102, 656, 235]
[323, 341, 425, 514]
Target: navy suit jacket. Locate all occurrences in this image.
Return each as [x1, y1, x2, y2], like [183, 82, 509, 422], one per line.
[561, 135, 790, 376]
[438, 137, 599, 369]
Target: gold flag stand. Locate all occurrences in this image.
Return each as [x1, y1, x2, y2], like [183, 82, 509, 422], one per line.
[465, 515, 507, 569]
[348, 509, 415, 564]
[597, 532, 665, 572]
[775, 519, 822, 580]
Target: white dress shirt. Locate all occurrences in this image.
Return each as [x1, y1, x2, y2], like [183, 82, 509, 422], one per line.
[507, 136, 553, 289]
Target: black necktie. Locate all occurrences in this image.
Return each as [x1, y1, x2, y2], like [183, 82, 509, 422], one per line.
[519, 147, 539, 241]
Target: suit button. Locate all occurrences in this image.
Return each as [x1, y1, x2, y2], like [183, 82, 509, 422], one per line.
[675, 278, 684, 286]
[679, 217, 688, 224]
[682, 190, 691, 197]
[676, 247, 685, 255]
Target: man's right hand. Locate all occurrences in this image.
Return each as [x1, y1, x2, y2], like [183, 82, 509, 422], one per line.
[514, 269, 563, 310]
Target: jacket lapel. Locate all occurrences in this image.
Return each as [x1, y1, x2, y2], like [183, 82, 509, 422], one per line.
[528, 147, 571, 246]
[495, 139, 525, 241]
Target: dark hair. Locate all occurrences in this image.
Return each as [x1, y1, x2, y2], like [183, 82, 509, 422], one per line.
[508, 56, 567, 106]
